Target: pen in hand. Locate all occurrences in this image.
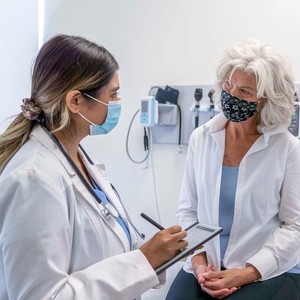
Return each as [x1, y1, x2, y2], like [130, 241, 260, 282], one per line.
[140, 213, 165, 230]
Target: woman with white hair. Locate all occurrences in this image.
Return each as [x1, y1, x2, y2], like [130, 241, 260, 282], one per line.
[166, 38, 300, 299]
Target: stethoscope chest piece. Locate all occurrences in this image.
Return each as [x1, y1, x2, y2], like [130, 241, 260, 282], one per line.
[99, 202, 119, 220]
[100, 206, 111, 220]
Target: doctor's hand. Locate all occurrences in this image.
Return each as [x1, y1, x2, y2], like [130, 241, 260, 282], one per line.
[139, 225, 188, 269]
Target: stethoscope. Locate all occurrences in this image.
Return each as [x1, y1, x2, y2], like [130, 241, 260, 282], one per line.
[38, 121, 145, 240]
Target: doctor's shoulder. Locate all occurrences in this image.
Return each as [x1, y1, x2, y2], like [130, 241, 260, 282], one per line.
[0, 135, 72, 190]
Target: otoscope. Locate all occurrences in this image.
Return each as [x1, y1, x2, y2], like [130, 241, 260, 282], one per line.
[208, 89, 215, 118]
[194, 88, 203, 128]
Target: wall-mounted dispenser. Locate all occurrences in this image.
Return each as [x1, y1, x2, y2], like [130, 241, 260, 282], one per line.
[158, 104, 178, 126]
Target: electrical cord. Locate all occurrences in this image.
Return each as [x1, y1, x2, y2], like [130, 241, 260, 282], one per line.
[125, 104, 161, 223]
[147, 86, 162, 223]
[148, 85, 160, 96]
[126, 85, 180, 224]
[143, 127, 149, 151]
[125, 109, 150, 164]
[147, 128, 161, 223]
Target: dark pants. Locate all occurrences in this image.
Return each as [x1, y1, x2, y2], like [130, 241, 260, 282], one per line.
[166, 267, 300, 300]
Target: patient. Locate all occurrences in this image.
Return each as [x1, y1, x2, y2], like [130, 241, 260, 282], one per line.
[166, 38, 300, 299]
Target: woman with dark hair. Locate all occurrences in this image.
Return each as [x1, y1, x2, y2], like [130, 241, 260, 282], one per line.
[0, 34, 187, 300]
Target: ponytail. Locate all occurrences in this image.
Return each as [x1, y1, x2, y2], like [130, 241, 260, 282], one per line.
[0, 113, 34, 173]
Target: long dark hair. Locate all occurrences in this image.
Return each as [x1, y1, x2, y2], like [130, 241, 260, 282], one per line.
[0, 34, 119, 173]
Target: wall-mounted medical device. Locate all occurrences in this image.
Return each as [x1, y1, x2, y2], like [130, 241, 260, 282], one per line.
[147, 85, 300, 144]
[146, 85, 182, 146]
[191, 88, 203, 128]
[155, 86, 179, 104]
[288, 102, 300, 138]
[151, 85, 219, 144]
[140, 96, 159, 127]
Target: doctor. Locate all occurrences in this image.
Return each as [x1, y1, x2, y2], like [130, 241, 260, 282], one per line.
[0, 34, 188, 300]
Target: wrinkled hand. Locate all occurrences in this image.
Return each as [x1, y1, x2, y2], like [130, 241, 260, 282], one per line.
[139, 225, 188, 269]
[202, 265, 260, 294]
[195, 264, 237, 299]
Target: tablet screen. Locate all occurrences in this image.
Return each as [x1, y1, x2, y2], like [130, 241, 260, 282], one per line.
[155, 223, 222, 274]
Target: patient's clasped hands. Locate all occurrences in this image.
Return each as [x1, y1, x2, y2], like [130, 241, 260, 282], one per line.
[194, 260, 261, 299]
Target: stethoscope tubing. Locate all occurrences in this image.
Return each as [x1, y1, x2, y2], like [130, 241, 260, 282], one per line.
[38, 122, 145, 239]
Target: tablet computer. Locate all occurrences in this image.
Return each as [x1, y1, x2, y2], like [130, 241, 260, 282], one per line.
[155, 222, 223, 274]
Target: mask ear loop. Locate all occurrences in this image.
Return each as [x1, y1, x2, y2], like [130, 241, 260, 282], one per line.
[78, 112, 96, 125]
[256, 97, 267, 112]
[82, 92, 108, 106]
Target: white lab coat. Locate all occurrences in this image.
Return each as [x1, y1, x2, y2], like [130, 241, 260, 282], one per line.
[178, 113, 300, 280]
[0, 125, 159, 300]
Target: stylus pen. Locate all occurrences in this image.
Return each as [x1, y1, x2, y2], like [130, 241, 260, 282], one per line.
[141, 213, 165, 230]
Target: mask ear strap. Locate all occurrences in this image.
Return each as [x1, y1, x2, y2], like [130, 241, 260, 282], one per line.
[78, 112, 95, 125]
[257, 97, 266, 104]
[82, 92, 108, 106]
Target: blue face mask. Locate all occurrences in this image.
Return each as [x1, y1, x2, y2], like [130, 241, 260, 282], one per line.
[78, 93, 122, 135]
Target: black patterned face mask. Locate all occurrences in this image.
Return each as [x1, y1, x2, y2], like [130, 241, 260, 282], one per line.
[221, 89, 258, 122]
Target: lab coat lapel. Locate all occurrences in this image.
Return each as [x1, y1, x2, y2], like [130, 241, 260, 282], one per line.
[83, 160, 128, 221]
[82, 161, 131, 251]
[33, 127, 130, 251]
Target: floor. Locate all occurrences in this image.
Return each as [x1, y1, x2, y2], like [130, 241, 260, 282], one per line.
[141, 261, 184, 300]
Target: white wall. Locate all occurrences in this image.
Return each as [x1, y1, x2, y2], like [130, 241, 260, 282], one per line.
[3, 0, 300, 239]
[41, 0, 300, 239]
[0, 0, 39, 131]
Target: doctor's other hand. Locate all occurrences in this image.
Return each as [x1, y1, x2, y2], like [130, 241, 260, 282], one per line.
[139, 225, 188, 269]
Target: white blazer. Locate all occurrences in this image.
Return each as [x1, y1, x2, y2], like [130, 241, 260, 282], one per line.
[0, 125, 159, 300]
[178, 113, 300, 280]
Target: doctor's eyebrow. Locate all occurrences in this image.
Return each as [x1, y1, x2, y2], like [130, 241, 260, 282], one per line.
[111, 86, 120, 92]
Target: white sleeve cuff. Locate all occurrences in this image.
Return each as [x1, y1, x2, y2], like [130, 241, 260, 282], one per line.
[246, 248, 277, 280]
